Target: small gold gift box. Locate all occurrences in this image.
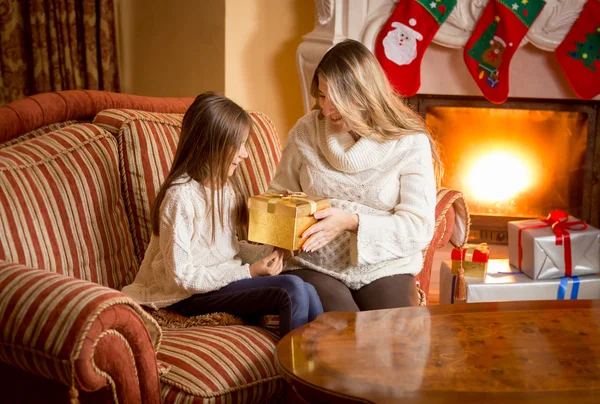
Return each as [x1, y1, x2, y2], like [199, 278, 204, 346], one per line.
[247, 191, 330, 250]
[451, 243, 491, 278]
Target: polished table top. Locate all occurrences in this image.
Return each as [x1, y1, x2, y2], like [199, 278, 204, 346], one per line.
[276, 300, 600, 403]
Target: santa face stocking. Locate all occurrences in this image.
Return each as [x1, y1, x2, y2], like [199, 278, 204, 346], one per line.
[464, 0, 547, 104]
[375, 0, 457, 97]
[556, 0, 600, 100]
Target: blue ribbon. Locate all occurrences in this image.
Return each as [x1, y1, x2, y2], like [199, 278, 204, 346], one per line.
[557, 276, 580, 300]
[557, 278, 568, 300]
[571, 276, 580, 300]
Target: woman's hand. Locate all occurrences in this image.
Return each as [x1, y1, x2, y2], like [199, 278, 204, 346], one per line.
[301, 208, 359, 252]
[249, 249, 284, 277]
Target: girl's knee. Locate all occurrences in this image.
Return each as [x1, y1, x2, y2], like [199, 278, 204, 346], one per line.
[277, 274, 307, 292]
[304, 282, 318, 296]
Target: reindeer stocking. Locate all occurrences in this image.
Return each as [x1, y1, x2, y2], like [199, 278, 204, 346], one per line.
[464, 0, 547, 104]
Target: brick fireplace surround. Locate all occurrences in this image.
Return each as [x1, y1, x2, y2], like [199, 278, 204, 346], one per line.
[297, 0, 600, 244]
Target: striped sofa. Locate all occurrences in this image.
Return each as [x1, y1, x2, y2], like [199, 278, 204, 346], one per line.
[0, 90, 468, 403]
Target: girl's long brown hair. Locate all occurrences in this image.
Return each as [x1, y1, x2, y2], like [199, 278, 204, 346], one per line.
[151, 92, 251, 241]
[310, 39, 444, 186]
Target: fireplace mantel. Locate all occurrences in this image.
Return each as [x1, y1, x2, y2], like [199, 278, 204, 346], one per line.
[297, 0, 592, 112]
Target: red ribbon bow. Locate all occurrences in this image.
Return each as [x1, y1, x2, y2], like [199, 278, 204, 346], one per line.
[518, 210, 588, 276]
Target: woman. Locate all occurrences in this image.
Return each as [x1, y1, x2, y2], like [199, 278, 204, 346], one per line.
[269, 39, 442, 311]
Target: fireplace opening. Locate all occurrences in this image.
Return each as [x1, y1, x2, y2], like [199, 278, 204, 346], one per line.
[409, 95, 600, 244]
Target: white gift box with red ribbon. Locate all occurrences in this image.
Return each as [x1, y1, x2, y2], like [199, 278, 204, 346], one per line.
[507, 211, 600, 280]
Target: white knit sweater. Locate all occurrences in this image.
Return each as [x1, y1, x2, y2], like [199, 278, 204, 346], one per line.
[270, 110, 436, 289]
[122, 176, 270, 309]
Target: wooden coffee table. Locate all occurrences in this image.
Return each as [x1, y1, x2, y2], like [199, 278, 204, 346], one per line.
[276, 300, 600, 403]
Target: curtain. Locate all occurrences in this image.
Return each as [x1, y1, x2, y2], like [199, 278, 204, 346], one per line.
[0, 0, 119, 104]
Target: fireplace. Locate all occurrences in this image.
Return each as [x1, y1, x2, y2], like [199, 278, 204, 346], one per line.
[408, 95, 600, 244]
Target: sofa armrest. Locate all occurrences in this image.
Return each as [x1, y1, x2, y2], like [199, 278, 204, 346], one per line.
[0, 260, 163, 403]
[416, 188, 470, 300]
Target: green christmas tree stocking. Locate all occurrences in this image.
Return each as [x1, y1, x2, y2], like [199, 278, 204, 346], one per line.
[556, 0, 600, 100]
[464, 0, 547, 104]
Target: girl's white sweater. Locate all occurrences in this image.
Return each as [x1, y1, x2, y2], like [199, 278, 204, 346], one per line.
[270, 110, 436, 290]
[122, 176, 270, 309]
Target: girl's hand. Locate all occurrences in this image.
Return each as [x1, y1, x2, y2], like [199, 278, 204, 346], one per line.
[249, 249, 284, 277]
[301, 208, 359, 253]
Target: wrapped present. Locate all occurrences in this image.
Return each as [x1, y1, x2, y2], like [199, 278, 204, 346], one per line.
[247, 191, 330, 250]
[440, 259, 600, 304]
[508, 210, 600, 280]
[451, 243, 490, 278]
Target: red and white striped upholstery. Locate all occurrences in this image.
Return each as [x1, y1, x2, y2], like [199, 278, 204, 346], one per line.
[236, 111, 282, 198]
[94, 109, 184, 262]
[0, 260, 162, 402]
[158, 326, 285, 403]
[94, 109, 282, 263]
[0, 120, 82, 149]
[0, 123, 138, 290]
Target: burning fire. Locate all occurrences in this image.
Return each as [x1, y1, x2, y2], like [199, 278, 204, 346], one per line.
[466, 151, 534, 203]
[426, 105, 587, 217]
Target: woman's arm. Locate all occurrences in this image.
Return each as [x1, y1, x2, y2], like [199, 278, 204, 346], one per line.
[159, 188, 252, 293]
[353, 137, 436, 265]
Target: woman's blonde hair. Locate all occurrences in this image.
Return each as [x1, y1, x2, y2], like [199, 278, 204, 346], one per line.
[151, 92, 251, 241]
[310, 39, 443, 186]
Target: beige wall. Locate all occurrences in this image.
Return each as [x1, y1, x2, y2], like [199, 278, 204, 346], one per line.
[224, 0, 314, 144]
[115, 0, 226, 97]
[115, 0, 314, 143]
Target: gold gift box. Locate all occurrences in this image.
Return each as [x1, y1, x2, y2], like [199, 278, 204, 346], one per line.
[451, 243, 491, 278]
[247, 192, 330, 251]
[451, 261, 488, 278]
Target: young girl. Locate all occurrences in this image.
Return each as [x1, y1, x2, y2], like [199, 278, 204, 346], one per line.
[122, 92, 323, 335]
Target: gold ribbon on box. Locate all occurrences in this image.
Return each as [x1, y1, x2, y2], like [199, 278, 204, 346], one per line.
[256, 191, 319, 217]
[247, 191, 329, 250]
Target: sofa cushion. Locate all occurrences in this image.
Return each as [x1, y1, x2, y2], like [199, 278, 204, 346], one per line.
[0, 120, 82, 149]
[158, 326, 284, 403]
[0, 124, 137, 290]
[94, 109, 282, 263]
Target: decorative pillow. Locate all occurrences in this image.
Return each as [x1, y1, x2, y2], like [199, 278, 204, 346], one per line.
[236, 111, 282, 198]
[0, 124, 138, 290]
[94, 109, 282, 264]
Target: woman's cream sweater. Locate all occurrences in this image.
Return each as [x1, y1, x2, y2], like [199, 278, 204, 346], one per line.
[269, 110, 436, 290]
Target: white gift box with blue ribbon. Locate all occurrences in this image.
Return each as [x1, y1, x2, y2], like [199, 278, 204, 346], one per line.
[440, 259, 600, 304]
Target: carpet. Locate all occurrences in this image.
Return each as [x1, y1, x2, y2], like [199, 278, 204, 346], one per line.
[147, 308, 245, 328]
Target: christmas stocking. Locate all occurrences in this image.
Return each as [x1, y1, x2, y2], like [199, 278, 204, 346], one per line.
[464, 0, 547, 104]
[556, 0, 600, 100]
[375, 0, 457, 97]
